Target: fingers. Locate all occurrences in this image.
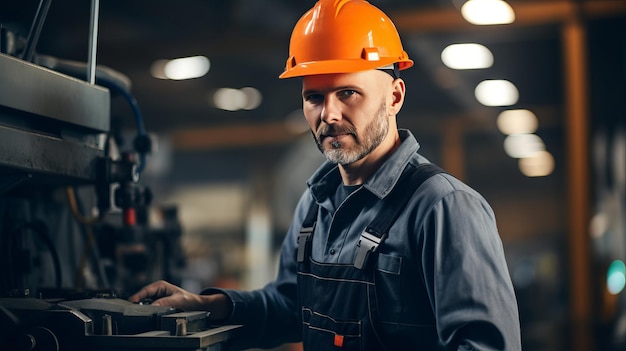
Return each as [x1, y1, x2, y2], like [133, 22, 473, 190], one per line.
[151, 295, 178, 307]
[128, 282, 222, 314]
[128, 281, 206, 311]
[128, 280, 174, 303]
[155, 289, 203, 310]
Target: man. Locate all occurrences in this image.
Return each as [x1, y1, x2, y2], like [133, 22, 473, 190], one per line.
[130, 0, 522, 349]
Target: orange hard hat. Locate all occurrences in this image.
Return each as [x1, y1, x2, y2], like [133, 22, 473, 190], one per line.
[279, 0, 413, 79]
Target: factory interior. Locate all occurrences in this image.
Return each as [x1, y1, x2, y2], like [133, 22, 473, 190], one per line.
[0, 0, 625, 350]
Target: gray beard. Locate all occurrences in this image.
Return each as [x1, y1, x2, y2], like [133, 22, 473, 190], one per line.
[315, 102, 389, 165]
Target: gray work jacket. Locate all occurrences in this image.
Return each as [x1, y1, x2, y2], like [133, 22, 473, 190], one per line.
[207, 129, 522, 350]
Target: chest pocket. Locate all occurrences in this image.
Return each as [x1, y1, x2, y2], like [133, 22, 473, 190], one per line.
[375, 252, 402, 275]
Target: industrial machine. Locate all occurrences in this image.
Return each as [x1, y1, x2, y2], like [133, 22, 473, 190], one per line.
[0, 294, 240, 351]
[0, 1, 240, 349]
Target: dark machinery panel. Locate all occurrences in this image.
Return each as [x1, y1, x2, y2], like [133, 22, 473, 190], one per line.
[0, 52, 110, 132]
[0, 294, 241, 351]
[0, 52, 109, 188]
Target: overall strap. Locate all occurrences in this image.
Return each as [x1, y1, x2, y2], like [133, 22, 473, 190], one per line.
[354, 163, 444, 269]
[297, 201, 318, 262]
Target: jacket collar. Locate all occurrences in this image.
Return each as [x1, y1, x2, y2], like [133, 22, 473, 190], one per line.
[307, 129, 420, 204]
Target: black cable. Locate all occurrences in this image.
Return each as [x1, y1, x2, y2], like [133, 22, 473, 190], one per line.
[34, 55, 149, 174]
[106, 82, 148, 174]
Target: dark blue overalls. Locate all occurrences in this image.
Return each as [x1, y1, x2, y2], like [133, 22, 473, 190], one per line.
[295, 164, 443, 350]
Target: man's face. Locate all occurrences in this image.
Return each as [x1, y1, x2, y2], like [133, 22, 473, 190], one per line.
[301, 70, 394, 165]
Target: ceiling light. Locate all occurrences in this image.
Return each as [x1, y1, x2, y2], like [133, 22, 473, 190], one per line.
[213, 88, 247, 111]
[240, 87, 263, 110]
[518, 150, 554, 177]
[504, 133, 545, 158]
[461, 0, 515, 25]
[475, 79, 519, 106]
[151, 55, 210, 80]
[150, 60, 168, 79]
[441, 43, 494, 70]
[497, 109, 538, 135]
[212, 87, 263, 111]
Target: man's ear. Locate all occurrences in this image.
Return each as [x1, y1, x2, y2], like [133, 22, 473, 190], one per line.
[389, 78, 406, 115]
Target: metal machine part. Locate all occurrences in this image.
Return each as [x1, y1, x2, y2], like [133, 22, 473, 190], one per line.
[0, 296, 240, 351]
[0, 52, 110, 190]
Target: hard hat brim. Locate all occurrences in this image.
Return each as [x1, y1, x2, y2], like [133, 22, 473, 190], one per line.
[279, 57, 413, 79]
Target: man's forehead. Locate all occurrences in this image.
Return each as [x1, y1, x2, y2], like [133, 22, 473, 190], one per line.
[301, 70, 389, 91]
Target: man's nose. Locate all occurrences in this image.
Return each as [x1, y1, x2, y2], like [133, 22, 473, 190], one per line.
[320, 95, 342, 124]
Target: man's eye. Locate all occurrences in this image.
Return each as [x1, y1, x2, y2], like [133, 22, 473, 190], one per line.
[339, 90, 356, 98]
[305, 94, 323, 102]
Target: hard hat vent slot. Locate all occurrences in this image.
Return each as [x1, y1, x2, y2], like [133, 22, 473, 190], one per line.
[362, 48, 380, 62]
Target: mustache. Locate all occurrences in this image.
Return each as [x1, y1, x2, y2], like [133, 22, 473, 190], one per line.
[315, 124, 358, 141]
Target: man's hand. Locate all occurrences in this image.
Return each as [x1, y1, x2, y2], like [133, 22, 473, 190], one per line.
[128, 280, 232, 321]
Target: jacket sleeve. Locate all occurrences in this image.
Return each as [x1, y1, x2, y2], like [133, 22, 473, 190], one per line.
[421, 189, 522, 350]
[201, 191, 314, 350]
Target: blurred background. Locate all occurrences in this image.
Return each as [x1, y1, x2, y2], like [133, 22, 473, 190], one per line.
[0, 0, 625, 350]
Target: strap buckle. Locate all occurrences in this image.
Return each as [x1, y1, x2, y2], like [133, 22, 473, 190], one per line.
[297, 226, 314, 263]
[354, 229, 386, 269]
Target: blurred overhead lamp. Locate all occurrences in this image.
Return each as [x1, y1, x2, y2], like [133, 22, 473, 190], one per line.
[240, 87, 263, 110]
[497, 109, 538, 135]
[461, 0, 515, 25]
[213, 88, 246, 111]
[475, 79, 519, 106]
[441, 43, 493, 70]
[151, 55, 210, 80]
[503, 133, 545, 159]
[212, 87, 263, 111]
[519, 150, 554, 177]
